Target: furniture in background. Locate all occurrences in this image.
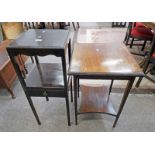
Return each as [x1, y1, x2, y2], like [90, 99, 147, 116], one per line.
[1, 22, 31, 76]
[0, 40, 16, 98]
[24, 22, 52, 29]
[135, 22, 155, 87]
[112, 22, 126, 27]
[124, 22, 153, 51]
[0, 24, 3, 41]
[7, 29, 72, 126]
[24, 22, 80, 30]
[58, 22, 80, 30]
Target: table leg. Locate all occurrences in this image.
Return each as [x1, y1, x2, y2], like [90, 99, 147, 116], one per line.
[109, 80, 114, 95]
[26, 95, 41, 125]
[62, 56, 71, 126]
[78, 78, 80, 97]
[70, 77, 73, 102]
[113, 77, 135, 127]
[68, 38, 71, 64]
[34, 56, 39, 64]
[9, 55, 41, 125]
[107, 80, 114, 102]
[73, 76, 78, 125]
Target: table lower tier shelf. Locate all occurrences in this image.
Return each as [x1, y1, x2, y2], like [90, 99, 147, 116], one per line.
[26, 63, 65, 88]
[79, 84, 116, 116]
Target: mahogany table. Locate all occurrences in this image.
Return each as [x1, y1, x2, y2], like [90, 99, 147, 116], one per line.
[69, 42, 144, 127]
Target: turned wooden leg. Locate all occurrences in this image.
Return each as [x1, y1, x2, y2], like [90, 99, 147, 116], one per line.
[6, 87, 15, 99]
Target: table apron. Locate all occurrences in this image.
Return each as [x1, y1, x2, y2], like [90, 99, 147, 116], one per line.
[7, 48, 65, 57]
[72, 75, 139, 80]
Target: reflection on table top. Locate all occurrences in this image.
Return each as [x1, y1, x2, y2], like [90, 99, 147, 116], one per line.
[69, 43, 143, 77]
[8, 29, 69, 50]
[76, 28, 125, 43]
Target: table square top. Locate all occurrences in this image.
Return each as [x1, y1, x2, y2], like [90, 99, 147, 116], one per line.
[69, 43, 143, 77]
[7, 29, 69, 50]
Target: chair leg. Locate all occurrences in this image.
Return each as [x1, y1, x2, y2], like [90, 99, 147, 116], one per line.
[51, 22, 55, 29]
[46, 96, 49, 101]
[34, 56, 39, 64]
[123, 33, 128, 43]
[135, 77, 143, 88]
[141, 40, 147, 51]
[125, 36, 130, 46]
[21, 70, 26, 79]
[130, 38, 134, 48]
[72, 22, 76, 31]
[135, 56, 150, 87]
[30, 56, 34, 63]
[77, 22, 80, 28]
[6, 87, 15, 99]
[139, 59, 146, 68]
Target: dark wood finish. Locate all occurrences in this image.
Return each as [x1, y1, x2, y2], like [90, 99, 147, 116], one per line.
[69, 37, 144, 127]
[7, 29, 71, 126]
[79, 85, 116, 115]
[8, 29, 69, 52]
[57, 22, 80, 30]
[24, 22, 55, 30]
[26, 63, 64, 88]
[73, 75, 78, 125]
[113, 77, 135, 127]
[0, 40, 16, 98]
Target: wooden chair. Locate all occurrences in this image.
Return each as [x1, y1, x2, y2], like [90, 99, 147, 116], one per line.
[24, 22, 80, 30]
[24, 22, 53, 29]
[135, 35, 155, 87]
[124, 22, 153, 51]
[57, 22, 80, 30]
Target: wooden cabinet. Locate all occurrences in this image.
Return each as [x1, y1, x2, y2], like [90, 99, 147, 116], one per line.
[0, 40, 17, 98]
